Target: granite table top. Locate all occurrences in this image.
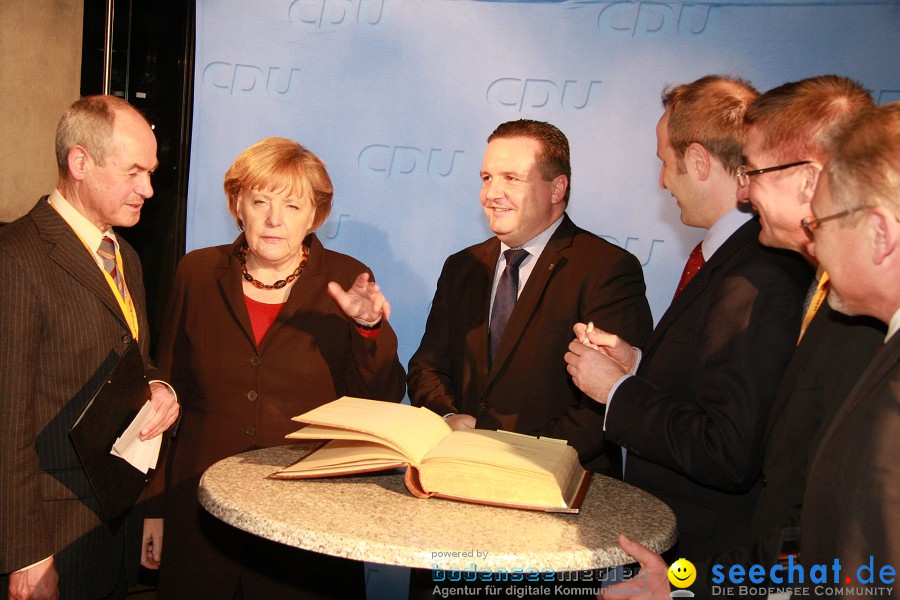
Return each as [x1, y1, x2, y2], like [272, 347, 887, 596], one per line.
[198, 443, 676, 571]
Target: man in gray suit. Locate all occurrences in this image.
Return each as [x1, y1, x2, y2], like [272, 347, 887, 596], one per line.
[0, 96, 180, 599]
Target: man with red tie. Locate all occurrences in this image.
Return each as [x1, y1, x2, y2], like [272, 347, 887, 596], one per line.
[593, 98, 899, 600]
[565, 76, 811, 562]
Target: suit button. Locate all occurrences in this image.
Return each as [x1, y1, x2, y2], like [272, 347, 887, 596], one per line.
[122, 334, 132, 345]
[479, 401, 487, 409]
[247, 390, 258, 402]
[250, 356, 260, 367]
[244, 425, 256, 437]
[761, 476, 768, 487]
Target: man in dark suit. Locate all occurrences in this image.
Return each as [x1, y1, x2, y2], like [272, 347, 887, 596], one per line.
[800, 101, 900, 588]
[591, 78, 885, 600]
[0, 96, 180, 599]
[408, 119, 653, 470]
[684, 75, 885, 596]
[565, 76, 811, 562]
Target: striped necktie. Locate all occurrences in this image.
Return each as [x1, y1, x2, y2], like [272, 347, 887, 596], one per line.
[98, 236, 124, 294]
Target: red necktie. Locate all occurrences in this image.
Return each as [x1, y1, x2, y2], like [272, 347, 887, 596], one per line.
[673, 242, 705, 299]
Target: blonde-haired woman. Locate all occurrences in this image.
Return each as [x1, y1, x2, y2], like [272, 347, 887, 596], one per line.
[143, 137, 405, 598]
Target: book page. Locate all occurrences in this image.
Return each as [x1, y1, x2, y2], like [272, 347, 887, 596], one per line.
[424, 429, 570, 474]
[417, 429, 583, 508]
[287, 424, 407, 456]
[277, 440, 408, 476]
[289, 397, 452, 464]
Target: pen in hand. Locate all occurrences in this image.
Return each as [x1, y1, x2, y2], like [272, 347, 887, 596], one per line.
[582, 321, 593, 344]
[580, 321, 633, 373]
[581, 321, 599, 349]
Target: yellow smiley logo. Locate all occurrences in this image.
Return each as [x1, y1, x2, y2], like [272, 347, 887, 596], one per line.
[667, 558, 696, 588]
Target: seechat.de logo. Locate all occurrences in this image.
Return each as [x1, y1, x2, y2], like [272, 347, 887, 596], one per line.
[358, 145, 465, 180]
[597, 2, 714, 39]
[711, 555, 897, 597]
[288, 0, 385, 31]
[202, 63, 302, 98]
[486, 78, 603, 113]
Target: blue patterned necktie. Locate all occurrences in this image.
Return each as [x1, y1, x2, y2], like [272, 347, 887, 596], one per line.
[489, 248, 529, 363]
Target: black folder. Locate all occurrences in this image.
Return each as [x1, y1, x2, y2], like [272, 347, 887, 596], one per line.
[68, 341, 155, 526]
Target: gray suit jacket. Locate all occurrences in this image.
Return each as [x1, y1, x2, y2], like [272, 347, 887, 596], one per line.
[0, 198, 159, 597]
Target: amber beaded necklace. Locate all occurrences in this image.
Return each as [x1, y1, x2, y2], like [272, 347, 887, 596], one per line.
[238, 244, 309, 290]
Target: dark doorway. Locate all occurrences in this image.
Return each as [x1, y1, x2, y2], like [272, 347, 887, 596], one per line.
[81, 0, 194, 357]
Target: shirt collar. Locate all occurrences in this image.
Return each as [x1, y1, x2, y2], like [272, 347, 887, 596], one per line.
[499, 214, 565, 257]
[887, 306, 900, 342]
[48, 190, 119, 255]
[701, 206, 753, 261]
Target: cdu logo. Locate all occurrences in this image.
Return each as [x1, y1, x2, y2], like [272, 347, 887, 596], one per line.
[597, 2, 714, 39]
[318, 213, 350, 240]
[877, 90, 900, 104]
[202, 63, 302, 98]
[288, 0, 386, 31]
[600, 235, 665, 268]
[486, 79, 603, 113]
[358, 145, 466, 180]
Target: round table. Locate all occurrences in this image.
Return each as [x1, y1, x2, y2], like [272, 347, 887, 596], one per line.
[199, 443, 676, 573]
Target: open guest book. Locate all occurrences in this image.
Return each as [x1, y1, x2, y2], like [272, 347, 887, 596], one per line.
[270, 397, 591, 513]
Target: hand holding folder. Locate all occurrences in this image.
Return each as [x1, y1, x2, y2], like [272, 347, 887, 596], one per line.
[68, 342, 170, 526]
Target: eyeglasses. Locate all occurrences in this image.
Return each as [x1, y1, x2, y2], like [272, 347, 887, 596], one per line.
[737, 160, 812, 188]
[801, 207, 864, 241]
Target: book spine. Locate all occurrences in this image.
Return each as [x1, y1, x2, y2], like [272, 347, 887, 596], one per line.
[403, 466, 434, 499]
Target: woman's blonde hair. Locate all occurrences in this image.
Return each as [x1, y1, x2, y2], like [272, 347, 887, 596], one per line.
[224, 137, 334, 231]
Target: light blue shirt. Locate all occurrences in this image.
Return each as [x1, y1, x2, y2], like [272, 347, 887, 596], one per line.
[488, 214, 565, 322]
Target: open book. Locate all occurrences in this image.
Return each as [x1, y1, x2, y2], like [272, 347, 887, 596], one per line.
[270, 397, 591, 513]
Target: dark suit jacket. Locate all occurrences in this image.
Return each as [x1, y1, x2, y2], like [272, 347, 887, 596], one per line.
[0, 198, 160, 598]
[752, 304, 885, 537]
[690, 303, 885, 598]
[604, 219, 812, 561]
[148, 233, 405, 598]
[408, 214, 653, 466]
[801, 329, 899, 587]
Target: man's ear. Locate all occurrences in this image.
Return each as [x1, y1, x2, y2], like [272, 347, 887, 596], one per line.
[685, 142, 711, 181]
[550, 174, 568, 205]
[67, 145, 90, 182]
[867, 207, 898, 266]
[798, 162, 823, 206]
